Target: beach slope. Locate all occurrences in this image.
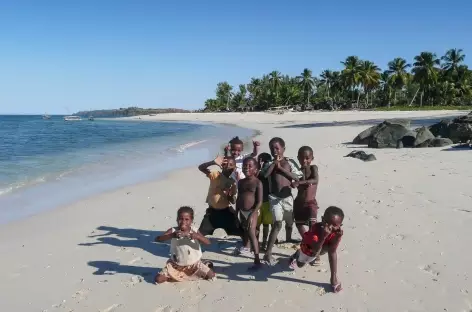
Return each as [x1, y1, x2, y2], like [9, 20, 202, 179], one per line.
[1, 110, 472, 312]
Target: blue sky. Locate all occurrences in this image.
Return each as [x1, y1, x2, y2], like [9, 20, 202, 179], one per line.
[1, 0, 471, 114]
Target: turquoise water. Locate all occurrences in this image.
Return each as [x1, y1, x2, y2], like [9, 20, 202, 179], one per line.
[0, 115, 253, 224]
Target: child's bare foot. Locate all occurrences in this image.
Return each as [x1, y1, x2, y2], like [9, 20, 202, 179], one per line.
[332, 282, 342, 293]
[309, 255, 321, 266]
[263, 254, 278, 266]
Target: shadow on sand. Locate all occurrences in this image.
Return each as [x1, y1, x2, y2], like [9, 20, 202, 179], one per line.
[83, 225, 330, 290]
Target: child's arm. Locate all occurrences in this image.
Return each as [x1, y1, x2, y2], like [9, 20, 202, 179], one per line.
[198, 156, 224, 175]
[327, 234, 343, 293]
[225, 182, 237, 204]
[255, 180, 263, 211]
[298, 165, 319, 185]
[249, 140, 260, 157]
[276, 159, 302, 181]
[263, 162, 276, 178]
[155, 228, 174, 242]
[190, 230, 211, 245]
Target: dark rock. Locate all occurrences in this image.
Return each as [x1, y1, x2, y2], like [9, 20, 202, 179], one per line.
[396, 140, 403, 149]
[428, 138, 453, 147]
[353, 124, 381, 144]
[402, 130, 417, 147]
[429, 113, 472, 143]
[448, 122, 472, 143]
[415, 139, 433, 148]
[353, 119, 411, 145]
[388, 119, 411, 128]
[344, 150, 376, 161]
[414, 127, 435, 147]
[369, 123, 411, 148]
[429, 119, 452, 138]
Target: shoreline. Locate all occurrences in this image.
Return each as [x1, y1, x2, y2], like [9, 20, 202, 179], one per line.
[0, 120, 256, 225]
[2, 110, 471, 312]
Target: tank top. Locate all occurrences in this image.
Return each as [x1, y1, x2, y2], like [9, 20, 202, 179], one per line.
[169, 226, 203, 266]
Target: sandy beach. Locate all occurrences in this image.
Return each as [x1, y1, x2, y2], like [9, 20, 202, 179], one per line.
[1, 110, 472, 312]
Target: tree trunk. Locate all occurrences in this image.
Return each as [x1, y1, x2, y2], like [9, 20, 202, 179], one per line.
[356, 91, 361, 109]
[420, 91, 424, 107]
[409, 87, 420, 106]
[394, 91, 397, 105]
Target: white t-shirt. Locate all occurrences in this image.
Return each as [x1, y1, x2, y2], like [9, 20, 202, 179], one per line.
[169, 226, 202, 266]
[231, 153, 251, 181]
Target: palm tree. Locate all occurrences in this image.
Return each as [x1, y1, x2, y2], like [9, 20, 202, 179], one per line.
[360, 61, 381, 107]
[319, 70, 334, 98]
[412, 52, 440, 106]
[215, 81, 233, 111]
[386, 58, 411, 105]
[233, 84, 248, 111]
[269, 71, 282, 106]
[441, 48, 465, 77]
[379, 71, 393, 107]
[341, 56, 362, 107]
[297, 68, 315, 109]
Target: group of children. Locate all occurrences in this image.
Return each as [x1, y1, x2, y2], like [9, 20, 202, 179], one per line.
[155, 136, 344, 293]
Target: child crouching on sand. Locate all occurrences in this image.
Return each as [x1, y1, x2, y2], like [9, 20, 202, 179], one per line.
[155, 206, 215, 283]
[289, 206, 344, 293]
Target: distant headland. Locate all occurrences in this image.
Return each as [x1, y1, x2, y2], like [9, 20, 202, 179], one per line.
[74, 107, 191, 118]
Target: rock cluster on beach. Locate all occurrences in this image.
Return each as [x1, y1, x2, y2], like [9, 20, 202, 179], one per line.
[352, 111, 472, 148]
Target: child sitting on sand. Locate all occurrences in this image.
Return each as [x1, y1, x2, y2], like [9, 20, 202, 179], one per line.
[224, 136, 260, 181]
[235, 157, 263, 270]
[261, 137, 303, 265]
[257, 152, 273, 251]
[288, 206, 344, 293]
[155, 206, 215, 283]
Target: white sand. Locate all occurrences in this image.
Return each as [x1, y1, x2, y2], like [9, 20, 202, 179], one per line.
[1, 110, 472, 312]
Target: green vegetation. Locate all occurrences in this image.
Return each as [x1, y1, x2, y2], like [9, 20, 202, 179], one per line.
[203, 49, 472, 112]
[74, 107, 190, 118]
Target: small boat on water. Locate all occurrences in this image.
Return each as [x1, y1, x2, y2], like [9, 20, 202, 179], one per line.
[88, 116, 94, 121]
[64, 116, 82, 121]
[42, 114, 51, 120]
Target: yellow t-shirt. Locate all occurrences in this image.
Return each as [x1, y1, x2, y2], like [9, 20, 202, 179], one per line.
[206, 171, 237, 209]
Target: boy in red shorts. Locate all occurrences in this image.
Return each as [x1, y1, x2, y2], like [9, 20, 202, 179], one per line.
[288, 206, 344, 293]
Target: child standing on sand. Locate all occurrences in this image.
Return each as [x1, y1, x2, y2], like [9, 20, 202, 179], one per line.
[257, 152, 273, 251]
[261, 137, 303, 265]
[197, 155, 242, 237]
[224, 136, 260, 181]
[289, 206, 344, 293]
[235, 157, 263, 270]
[292, 146, 319, 236]
[155, 206, 215, 283]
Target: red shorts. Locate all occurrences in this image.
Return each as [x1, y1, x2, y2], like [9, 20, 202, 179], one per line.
[293, 199, 319, 225]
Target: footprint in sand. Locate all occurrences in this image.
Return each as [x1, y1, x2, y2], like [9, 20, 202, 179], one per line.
[72, 289, 90, 303]
[420, 264, 440, 277]
[100, 303, 122, 312]
[123, 275, 143, 287]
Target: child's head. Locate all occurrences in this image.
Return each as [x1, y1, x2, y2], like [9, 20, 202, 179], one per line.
[229, 136, 244, 157]
[297, 146, 314, 167]
[242, 157, 258, 178]
[269, 137, 285, 159]
[257, 152, 272, 169]
[322, 206, 344, 232]
[177, 206, 194, 231]
[221, 156, 236, 176]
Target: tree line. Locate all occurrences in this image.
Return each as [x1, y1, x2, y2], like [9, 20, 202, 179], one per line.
[74, 107, 190, 118]
[203, 49, 472, 112]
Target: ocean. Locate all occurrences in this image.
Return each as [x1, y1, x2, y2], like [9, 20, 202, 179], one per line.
[0, 115, 253, 224]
